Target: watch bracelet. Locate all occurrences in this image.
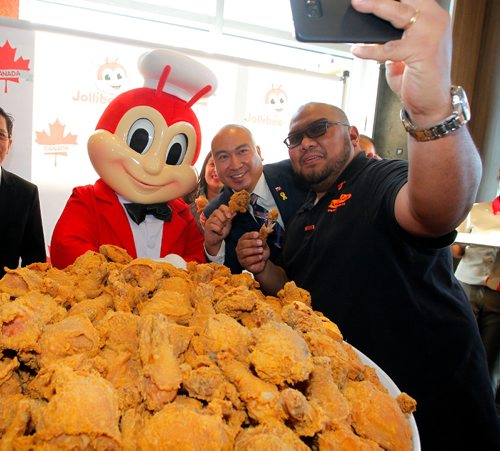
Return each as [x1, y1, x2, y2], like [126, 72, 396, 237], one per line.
[400, 108, 467, 142]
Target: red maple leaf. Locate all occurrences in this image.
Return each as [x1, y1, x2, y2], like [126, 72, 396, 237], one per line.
[35, 120, 78, 145]
[0, 41, 31, 93]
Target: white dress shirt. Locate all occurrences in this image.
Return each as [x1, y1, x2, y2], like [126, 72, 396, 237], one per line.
[117, 195, 163, 259]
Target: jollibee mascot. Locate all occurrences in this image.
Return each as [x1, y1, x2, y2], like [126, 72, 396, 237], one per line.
[51, 49, 217, 268]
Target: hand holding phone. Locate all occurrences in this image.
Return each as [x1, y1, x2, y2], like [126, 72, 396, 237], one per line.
[290, 0, 403, 44]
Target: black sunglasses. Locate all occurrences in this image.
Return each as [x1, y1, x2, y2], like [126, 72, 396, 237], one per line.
[283, 120, 350, 149]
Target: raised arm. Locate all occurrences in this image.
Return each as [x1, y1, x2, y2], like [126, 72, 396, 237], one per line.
[351, 0, 481, 237]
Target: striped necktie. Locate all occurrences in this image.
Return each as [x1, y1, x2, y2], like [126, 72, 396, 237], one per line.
[250, 193, 285, 248]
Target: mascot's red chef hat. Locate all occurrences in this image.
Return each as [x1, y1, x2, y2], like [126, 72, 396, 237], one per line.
[95, 48, 218, 165]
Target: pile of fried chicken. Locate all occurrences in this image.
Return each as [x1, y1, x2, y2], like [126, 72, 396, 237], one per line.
[0, 245, 416, 450]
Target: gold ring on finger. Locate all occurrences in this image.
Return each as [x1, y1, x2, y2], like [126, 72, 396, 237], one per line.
[404, 10, 419, 30]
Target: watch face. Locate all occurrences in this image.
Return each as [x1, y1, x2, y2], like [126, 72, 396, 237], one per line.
[452, 86, 471, 122]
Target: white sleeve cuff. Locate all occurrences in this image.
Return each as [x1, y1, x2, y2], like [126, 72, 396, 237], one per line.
[205, 240, 226, 264]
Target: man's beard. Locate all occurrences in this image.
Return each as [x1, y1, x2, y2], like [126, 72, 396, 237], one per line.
[295, 135, 351, 190]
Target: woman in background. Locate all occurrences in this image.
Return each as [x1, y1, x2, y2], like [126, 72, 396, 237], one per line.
[185, 152, 223, 230]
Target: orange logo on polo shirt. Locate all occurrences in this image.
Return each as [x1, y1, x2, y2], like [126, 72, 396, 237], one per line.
[327, 193, 352, 212]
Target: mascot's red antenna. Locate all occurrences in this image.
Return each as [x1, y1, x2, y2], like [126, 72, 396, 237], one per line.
[186, 85, 213, 109]
[155, 65, 172, 97]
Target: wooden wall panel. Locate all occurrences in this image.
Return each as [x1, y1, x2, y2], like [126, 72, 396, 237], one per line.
[451, 0, 487, 101]
[451, 0, 500, 197]
[451, 0, 498, 156]
[466, 0, 499, 153]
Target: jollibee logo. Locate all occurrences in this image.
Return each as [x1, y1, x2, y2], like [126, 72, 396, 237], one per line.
[96, 58, 127, 95]
[327, 193, 352, 212]
[265, 84, 288, 113]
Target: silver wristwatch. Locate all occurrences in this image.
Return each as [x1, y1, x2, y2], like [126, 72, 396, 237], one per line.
[400, 86, 471, 142]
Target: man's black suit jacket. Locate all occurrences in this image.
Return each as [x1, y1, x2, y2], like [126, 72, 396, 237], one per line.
[204, 159, 308, 273]
[0, 168, 46, 277]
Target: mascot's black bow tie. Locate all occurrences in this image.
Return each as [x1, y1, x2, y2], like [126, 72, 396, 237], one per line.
[124, 202, 172, 225]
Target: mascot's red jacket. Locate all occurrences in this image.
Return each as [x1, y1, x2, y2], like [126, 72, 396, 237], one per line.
[50, 49, 217, 268]
[50, 179, 204, 269]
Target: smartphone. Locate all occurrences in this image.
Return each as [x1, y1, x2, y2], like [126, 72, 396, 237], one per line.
[290, 0, 403, 44]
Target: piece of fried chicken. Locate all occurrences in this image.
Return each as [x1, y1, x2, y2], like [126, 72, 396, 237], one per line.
[0, 266, 45, 298]
[249, 321, 313, 386]
[217, 351, 286, 425]
[228, 190, 251, 213]
[195, 194, 209, 215]
[67, 251, 110, 299]
[0, 291, 66, 354]
[277, 281, 312, 307]
[258, 208, 279, 241]
[138, 286, 194, 325]
[280, 387, 326, 437]
[137, 401, 233, 450]
[306, 356, 351, 431]
[93, 311, 143, 410]
[181, 362, 241, 408]
[38, 314, 100, 367]
[234, 423, 310, 451]
[317, 427, 382, 450]
[190, 313, 252, 362]
[99, 244, 133, 265]
[342, 380, 413, 451]
[26, 366, 122, 449]
[138, 314, 182, 411]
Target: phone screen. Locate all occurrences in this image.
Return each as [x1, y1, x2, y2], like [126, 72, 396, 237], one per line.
[290, 0, 403, 44]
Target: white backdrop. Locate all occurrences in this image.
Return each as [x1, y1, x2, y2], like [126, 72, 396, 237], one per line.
[0, 27, 34, 179]
[0, 23, 353, 260]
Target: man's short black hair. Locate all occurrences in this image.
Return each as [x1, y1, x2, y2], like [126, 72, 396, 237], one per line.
[0, 107, 14, 137]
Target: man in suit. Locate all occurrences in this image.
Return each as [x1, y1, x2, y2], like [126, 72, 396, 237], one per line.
[0, 107, 46, 277]
[203, 124, 307, 273]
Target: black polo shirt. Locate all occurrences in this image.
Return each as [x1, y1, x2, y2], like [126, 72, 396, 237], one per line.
[279, 153, 500, 449]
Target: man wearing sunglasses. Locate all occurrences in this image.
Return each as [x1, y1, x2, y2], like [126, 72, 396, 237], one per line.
[0, 107, 46, 277]
[235, 0, 500, 449]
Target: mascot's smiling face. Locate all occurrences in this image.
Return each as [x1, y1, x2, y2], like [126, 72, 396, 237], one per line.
[87, 49, 217, 205]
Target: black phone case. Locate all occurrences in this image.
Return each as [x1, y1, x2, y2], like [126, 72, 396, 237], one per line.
[290, 0, 403, 44]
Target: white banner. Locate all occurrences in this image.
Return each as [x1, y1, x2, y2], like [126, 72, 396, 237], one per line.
[1, 25, 348, 261]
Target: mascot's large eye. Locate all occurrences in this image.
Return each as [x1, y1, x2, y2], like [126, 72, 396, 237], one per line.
[165, 133, 188, 165]
[127, 119, 154, 154]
